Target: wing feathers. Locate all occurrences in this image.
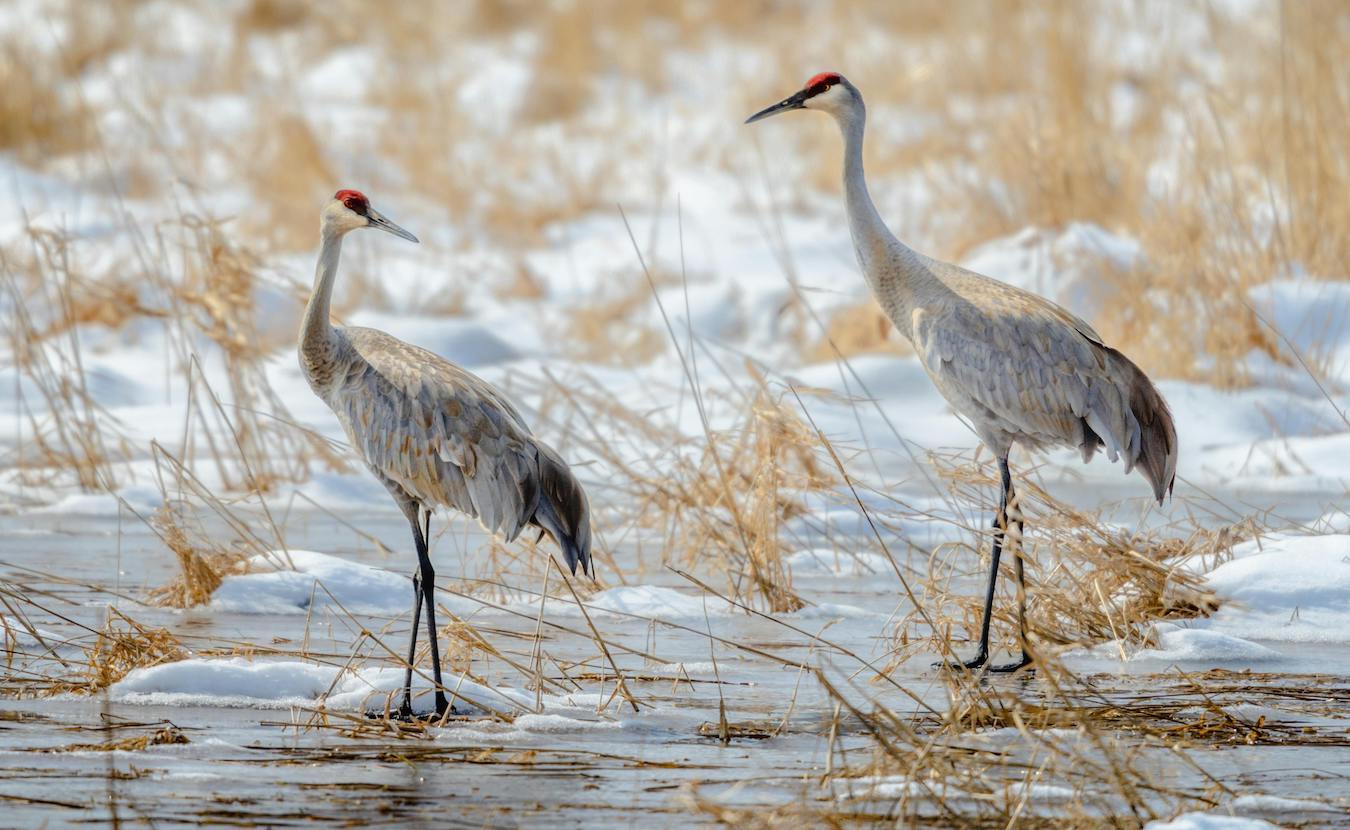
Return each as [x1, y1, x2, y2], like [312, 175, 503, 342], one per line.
[920, 290, 1176, 503]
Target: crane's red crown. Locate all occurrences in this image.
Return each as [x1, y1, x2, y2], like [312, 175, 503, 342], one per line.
[804, 72, 843, 96]
[335, 189, 369, 216]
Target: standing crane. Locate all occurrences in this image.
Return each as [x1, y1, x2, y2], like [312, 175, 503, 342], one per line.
[747, 74, 1177, 672]
[299, 190, 592, 716]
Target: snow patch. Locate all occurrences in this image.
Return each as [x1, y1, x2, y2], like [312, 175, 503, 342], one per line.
[960, 223, 1142, 321]
[1130, 626, 1278, 663]
[211, 550, 476, 618]
[1203, 534, 1350, 643]
[586, 585, 734, 619]
[109, 657, 534, 716]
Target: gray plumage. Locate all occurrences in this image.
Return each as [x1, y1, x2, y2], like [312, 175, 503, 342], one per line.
[313, 326, 592, 571]
[748, 73, 1177, 671]
[910, 264, 1177, 503]
[298, 191, 590, 716]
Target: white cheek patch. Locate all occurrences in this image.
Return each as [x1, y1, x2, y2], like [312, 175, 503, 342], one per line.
[806, 84, 845, 109]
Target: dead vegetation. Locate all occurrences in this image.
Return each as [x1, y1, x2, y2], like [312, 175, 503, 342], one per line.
[84, 609, 187, 694]
[145, 502, 251, 608]
[893, 454, 1238, 665]
[39, 724, 190, 754]
[0, 2, 1345, 825]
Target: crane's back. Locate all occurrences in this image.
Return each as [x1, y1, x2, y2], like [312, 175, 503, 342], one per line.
[311, 326, 593, 572]
[899, 256, 1177, 503]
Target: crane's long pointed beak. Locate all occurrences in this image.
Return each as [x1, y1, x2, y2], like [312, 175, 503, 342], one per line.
[745, 89, 809, 124]
[368, 208, 419, 243]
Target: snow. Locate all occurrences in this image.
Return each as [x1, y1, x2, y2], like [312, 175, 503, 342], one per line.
[1129, 625, 1278, 663]
[210, 550, 480, 618]
[1248, 278, 1350, 383]
[960, 223, 1143, 321]
[1200, 534, 1350, 643]
[585, 585, 735, 619]
[110, 657, 339, 707]
[1079, 534, 1350, 665]
[109, 657, 538, 716]
[347, 312, 525, 367]
[211, 550, 415, 617]
[30, 484, 164, 517]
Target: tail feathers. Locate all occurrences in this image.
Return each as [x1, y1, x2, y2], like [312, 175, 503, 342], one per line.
[1113, 349, 1178, 504]
[531, 441, 592, 577]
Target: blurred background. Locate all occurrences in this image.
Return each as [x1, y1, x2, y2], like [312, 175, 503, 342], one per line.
[2, 0, 1347, 520]
[6, 2, 1345, 340]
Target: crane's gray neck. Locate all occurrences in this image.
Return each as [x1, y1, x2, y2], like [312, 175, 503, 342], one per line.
[836, 94, 930, 334]
[299, 224, 345, 388]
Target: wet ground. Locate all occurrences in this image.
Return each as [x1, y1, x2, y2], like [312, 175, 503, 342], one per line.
[2, 504, 1348, 827]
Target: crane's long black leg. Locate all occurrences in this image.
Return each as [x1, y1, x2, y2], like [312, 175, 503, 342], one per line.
[416, 512, 450, 717]
[944, 455, 1011, 670]
[989, 484, 1033, 673]
[392, 508, 429, 719]
[398, 566, 422, 718]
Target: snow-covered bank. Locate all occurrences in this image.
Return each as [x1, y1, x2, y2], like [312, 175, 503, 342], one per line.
[210, 550, 876, 624]
[1201, 533, 1350, 644]
[109, 656, 571, 717]
[1073, 532, 1349, 667]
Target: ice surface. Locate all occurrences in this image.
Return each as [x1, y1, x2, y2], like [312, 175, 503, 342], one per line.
[1145, 813, 1278, 830]
[786, 548, 894, 577]
[0, 616, 64, 647]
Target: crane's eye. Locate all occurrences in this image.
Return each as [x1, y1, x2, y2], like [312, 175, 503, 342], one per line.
[809, 82, 829, 97]
[344, 198, 367, 216]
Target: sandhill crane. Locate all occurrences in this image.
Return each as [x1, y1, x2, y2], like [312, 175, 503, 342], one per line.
[300, 190, 592, 716]
[748, 74, 1177, 672]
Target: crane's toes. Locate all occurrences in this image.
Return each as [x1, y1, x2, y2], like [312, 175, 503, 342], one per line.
[363, 699, 458, 724]
[935, 652, 989, 671]
[432, 694, 459, 719]
[367, 707, 458, 724]
[987, 653, 1034, 674]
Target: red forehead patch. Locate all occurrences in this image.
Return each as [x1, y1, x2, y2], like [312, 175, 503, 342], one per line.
[334, 189, 369, 216]
[805, 71, 842, 90]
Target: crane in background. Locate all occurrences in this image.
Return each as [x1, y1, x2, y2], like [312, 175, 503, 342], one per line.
[747, 73, 1177, 672]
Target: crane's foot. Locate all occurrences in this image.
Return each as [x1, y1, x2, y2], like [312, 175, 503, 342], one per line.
[987, 652, 1034, 674]
[433, 693, 453, 719]
[366, 694, 457, 723]
[937, 650, 989, 671]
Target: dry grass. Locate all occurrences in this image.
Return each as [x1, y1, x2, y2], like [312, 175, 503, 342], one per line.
[805, 299, 911, 363]
[896, 455, 1236, 664]
[40, 724, 190, 754]
[84, 609, 187, 694]
[0, 44, 91, 159]
[0, 3, 1344, 823]
[145, 502, 252, 608]
[586, 372, 837, 613]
